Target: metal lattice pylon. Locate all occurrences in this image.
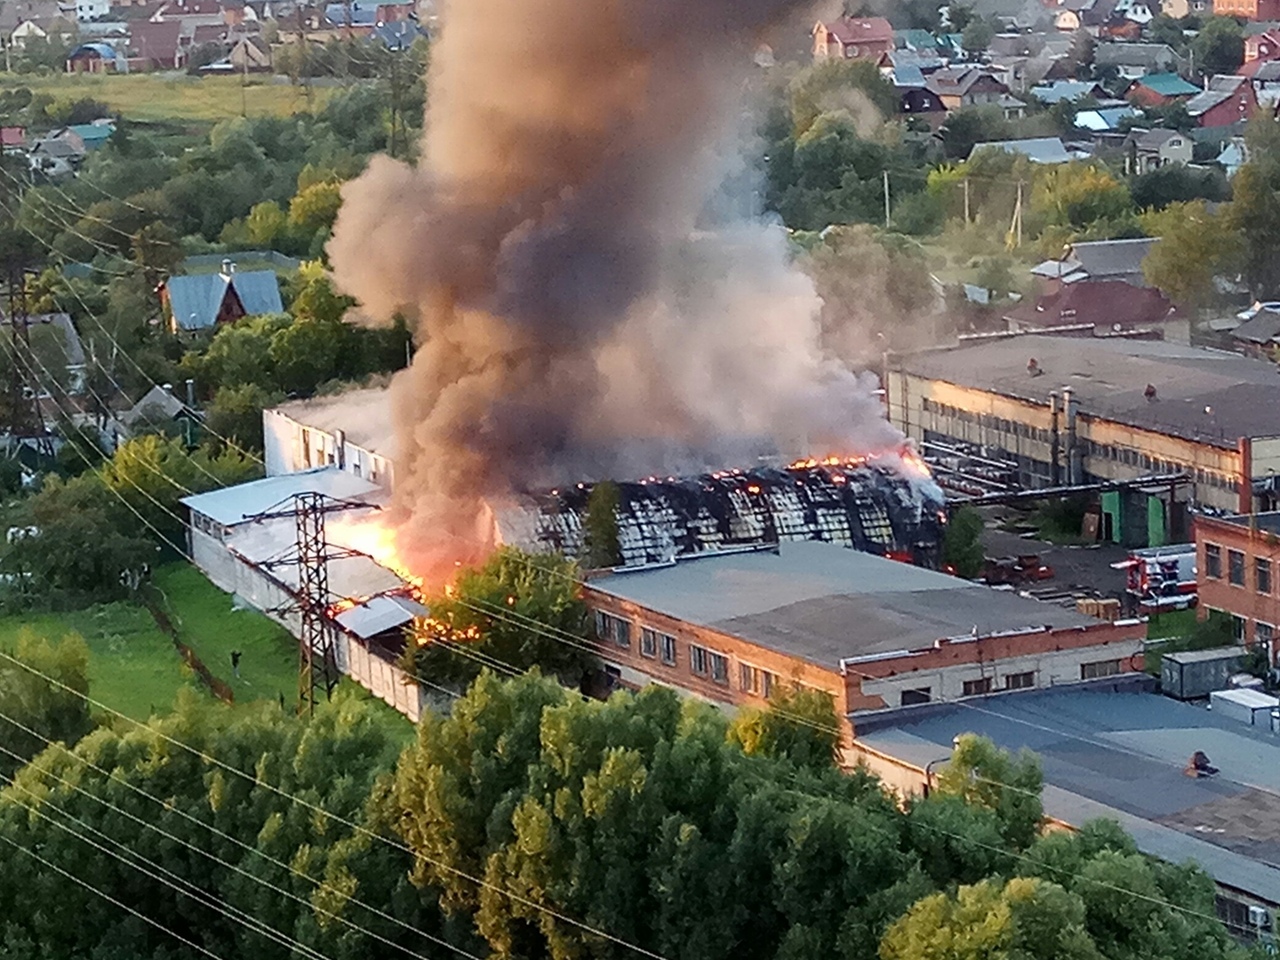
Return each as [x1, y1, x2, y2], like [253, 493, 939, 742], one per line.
[249, 492, 373, 715]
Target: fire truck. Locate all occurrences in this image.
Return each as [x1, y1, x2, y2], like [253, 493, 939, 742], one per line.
[1112, 544, 1197, 613]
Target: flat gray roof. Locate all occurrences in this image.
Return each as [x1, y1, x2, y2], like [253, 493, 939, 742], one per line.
[588, 542, 1097, 667]
[181, 467, 382, 527]
[893, 335, 1280, 447]
[858, 689, 1280, 904]
[271, 386, 396, 460]
[1208, 510, 1280, 535]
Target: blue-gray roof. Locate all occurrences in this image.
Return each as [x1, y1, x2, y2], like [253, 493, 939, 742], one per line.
[165, 270, 282, 331]
[858, 688, 1280, 905]
[372, 20, 424, 50]
[969, 137, 1072, 163]
[1029, 80, 1103, 103]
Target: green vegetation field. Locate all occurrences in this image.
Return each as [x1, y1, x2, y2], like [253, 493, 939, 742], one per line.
[4, 73, 339, 123]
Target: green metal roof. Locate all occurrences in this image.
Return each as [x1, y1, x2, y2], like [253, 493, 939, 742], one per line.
[1134, 72, 1200, 96]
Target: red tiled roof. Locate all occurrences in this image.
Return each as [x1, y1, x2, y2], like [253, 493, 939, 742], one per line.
[0, 127, 25, 147]
[1004, 280, 1180, 330]
[823, 16, 894, 46]
[130, 19, 183, 60]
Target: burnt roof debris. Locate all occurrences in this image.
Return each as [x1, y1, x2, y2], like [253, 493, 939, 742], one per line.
[527, 461, 945, 569]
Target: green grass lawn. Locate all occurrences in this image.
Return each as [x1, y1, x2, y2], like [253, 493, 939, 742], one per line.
[152, 563, 299, 707]
[1146, 608, 1198, 641]
[0, 601, 196, 722]
[4, 73, 339, 123]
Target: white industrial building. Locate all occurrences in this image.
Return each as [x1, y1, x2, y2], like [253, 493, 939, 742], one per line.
[181, 466, 427, 720]
[263, 388, 396, 485]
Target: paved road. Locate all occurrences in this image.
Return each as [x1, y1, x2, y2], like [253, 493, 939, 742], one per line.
[980, 526, 1131, 598]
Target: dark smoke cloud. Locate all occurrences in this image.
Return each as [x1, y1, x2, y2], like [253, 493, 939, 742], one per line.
[327, 0, 907, 582]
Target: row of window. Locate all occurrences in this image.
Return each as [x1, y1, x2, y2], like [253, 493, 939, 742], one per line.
[190, 512, 228, 541]
[922, 399, 1053, 444]
[1204, 543, 1274, 595]
[900, 670, 1037, 706]
[596, 611, 785, 695]
[919, 400, 1235, 490]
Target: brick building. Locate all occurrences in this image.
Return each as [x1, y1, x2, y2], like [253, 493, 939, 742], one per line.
[1214, 0, 1280, 20]
[582, 541, 1145, 733]
[1196, 512, 1280, 658]
[811, 16, 893, 61]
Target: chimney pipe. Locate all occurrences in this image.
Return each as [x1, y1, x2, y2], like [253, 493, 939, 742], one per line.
[221, 258, 234, 276]
[1049, 390, 1061, 485]
[1063, 386, 1081, 485]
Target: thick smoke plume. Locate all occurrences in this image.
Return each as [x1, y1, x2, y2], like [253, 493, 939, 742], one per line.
[327, 0, 909, 581]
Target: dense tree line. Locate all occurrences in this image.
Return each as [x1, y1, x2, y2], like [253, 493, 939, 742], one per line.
[0, 649, 1253, 960]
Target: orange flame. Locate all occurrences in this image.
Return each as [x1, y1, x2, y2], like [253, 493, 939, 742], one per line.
[327, 513, 425, 591]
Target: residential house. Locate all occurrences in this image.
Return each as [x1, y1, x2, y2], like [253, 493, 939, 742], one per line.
[891, 66, 947, 123]
[66, 41, 126, 71]
[1216, 135, 1249, 175]
[10, 14, 72, 46]
[1160, 0, 1210, 15]
[812, 16, 894, 61]
[1248, 59, 1280, 111]
[1029, 79, 1108, 102]
[1002, 280, 1185, 341]
[127, 20, 184, 69]
[1231, 308, 1280, 358]
[67, 120, 114, 150]
[27, 128, 87, 177]
[1094, 41, 1183, 79]
[1214, 0, 1280, 19]
[1055, 0, 1121, 34]
[160, 260, 284, 335]
[197, 33, 271, 70]
[969, 136, 1076, 163]
[1244, 27, 1280, 66]
[1113, 0, 1157, 24]
[0, 0, 61, 44]
[1125, 71, 1201, 106]
[1186, 74, 1259, 130]
[75, 0, 109, 19]
[0, 127, 25, 153]
[371, 19, 423, 50]
[925, 66, 1014, 110]
[1074, 104, 1139, 131]
[1125, 127, 1193, 171]
[1066, 237, 1158, 284]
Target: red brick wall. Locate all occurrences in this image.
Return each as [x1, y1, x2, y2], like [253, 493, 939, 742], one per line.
[1200, 87, 1259, 128]
[843, 619, 1146, 709]
[1196, 515, 1280, 653]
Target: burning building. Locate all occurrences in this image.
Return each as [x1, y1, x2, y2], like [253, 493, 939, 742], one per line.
[261, 391, 947, 572]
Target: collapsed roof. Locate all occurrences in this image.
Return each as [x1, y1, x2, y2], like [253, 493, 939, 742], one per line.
[499, 460, 946, 569]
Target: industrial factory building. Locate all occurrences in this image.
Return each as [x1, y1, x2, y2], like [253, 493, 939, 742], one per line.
[885, 334, 1280, 543]
[582, 540, 1145, 730]
[180, 467, 427, 720]
[260, 387, 948, 568]
[1196, 510, 1280, 657]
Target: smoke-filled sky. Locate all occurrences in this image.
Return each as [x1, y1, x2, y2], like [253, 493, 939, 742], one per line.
[327, 0, 906, 580]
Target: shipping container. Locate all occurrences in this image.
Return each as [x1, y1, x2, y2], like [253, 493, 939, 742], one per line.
[1162, 646, 1246, 700]
[1209, 687, 1279, 726]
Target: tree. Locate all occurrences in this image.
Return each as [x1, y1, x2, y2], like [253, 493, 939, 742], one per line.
[1140, 200, 1240, 311]
[880, 877, 1102, 960]
[582, 480, 622, 569]
[204, 383, 283, 454]
[787, 60, 900, 138]
[1032, 163, 1133, 231]
[1227, 117, 1280, 298]
[288, 180, 345, 242]
[948, 3, 976, 31]
[0, 473, 155, 606]
[1191, 16, 1244, 78]
[939, 107, 1013, 160]
[406, 548, 594, 687]
[943, 505, 985, 578]
[935, 734, 1044, 849]
[730, 684, 840, 770]
[1130, 164, 1230, 210]
[961, 18, 996, 58]
[1066, 30, 1096, 79]
[0, 631, 93, 778]
[1148, 13, 1188, 50]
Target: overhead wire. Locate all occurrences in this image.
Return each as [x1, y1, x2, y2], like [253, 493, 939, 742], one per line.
[0, 732, 481, 960]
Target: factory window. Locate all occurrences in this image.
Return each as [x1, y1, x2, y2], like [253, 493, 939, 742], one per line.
[640, 628, 658, 659]
[661, 634, 677, 666]
[1233, 615, 1246, 643]
[690, 645, 709, 677]
[1229, 549, 1246, 587]
[1257, 622, 1274, 646]
[709, 652, 729, 685]
[1005, 671, 1035, 690]
[901, 687, 931, 706]
[1258, 558, 1272, 595]
[740, 663, 758, 693]
[962, 677, 993, 697]
[1080, 659, 1122, 680]
[1205, 543, 1222, 579]
[595, 611, 631, 648]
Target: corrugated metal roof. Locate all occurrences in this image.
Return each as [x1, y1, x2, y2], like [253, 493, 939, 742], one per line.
[181, 466, 382, 526]
[1132, 71, 1199, 96]
[166, 273, 229, 331]
[230, 270, 284, 316]
[969, 137, 1071, 164]
[334, 594, 427, 639]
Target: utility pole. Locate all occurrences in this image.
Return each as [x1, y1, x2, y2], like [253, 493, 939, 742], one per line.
[296, 6, 312, 109]
[250, 493, 371, 714]
[963, 178, 971, 225]
[882, 169, 891, 228]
